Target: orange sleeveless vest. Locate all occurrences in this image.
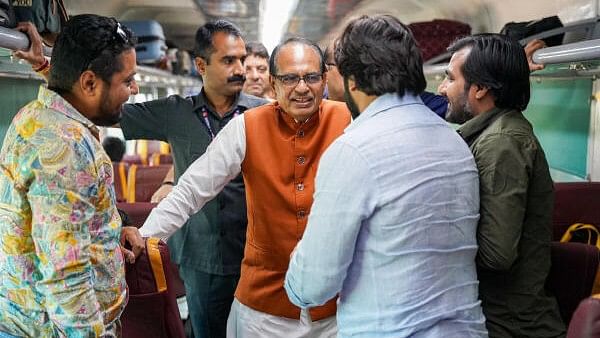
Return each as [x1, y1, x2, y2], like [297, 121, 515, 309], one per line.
[236, 100, 351, 320]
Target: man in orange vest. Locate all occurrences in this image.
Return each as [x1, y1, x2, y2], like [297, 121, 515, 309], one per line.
[139, 37, 351, 336]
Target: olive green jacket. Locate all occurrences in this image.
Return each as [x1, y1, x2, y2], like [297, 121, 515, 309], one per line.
[458, 107, 565, 338]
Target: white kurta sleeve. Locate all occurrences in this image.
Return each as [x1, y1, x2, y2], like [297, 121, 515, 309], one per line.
[139, 115, 246, 240]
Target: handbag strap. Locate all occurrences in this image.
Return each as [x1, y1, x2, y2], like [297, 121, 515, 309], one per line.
[560, 223, 600, 250]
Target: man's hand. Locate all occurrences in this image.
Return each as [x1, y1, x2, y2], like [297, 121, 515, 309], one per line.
[525, 39, 546, 72]
[12, 22, 46, 69]
[151, 184, 173, 203]
[120, 226, 145, 264]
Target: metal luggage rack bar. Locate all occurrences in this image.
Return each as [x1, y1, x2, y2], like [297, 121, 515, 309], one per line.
[135, 65, 202, 89]
[423, 17, 600, 79]
[424, 38, 600, 80]
[0, 26, 202, 88]
[532, 39, 600, 66]
[0, 26, 53, 56]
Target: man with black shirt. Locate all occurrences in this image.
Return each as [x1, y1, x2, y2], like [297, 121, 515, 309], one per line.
[120, 20, 267, 338]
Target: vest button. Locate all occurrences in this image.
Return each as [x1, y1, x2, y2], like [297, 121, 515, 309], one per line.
[296, 183, 304, 191]
[297, 156, 306, 165]
[297, 210, 306, 218]
[298, 130, 305, 138]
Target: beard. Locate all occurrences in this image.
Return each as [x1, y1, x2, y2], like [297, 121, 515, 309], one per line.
[94, 106, 122, 126]
[343, 77, 361, 119]
[445, 91, 474, 125]
[93, 87, 123, 127]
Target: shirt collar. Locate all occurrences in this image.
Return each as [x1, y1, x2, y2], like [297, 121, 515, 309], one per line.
[457, 107, 513, 144]
[193, 88, 254, 113]
[37, 85, 100, 139]
[274, 100, 322, 132]
[345, 92, 423, 132]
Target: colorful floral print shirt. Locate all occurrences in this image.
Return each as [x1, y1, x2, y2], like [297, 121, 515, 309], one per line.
[0, 86, 126, 337]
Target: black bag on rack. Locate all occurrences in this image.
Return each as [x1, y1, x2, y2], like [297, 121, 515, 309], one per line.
[12, 0, 68, 45]
[500, 15, 564, 46]
[0, 0, 16, 28]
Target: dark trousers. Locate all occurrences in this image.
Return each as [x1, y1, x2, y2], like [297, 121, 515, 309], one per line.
[179, 267, 239, 338]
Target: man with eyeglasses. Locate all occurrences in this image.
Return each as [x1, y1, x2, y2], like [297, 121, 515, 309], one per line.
[0, 15, 144, 337]
[138, 37, 351, 337]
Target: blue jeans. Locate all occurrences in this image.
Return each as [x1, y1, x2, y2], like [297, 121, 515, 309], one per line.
[179, 267, 239, 338]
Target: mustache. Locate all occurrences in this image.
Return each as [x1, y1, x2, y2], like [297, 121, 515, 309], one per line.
[227, 75, 246, 83]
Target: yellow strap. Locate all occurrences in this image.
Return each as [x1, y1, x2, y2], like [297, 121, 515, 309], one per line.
[118, 162, 128, 200]
[150, 153, 160, 166]
[560, 223, 600, 250]
[137, 140, 148, 165]
[126, 164, 137, 203]
[159, 141, 170, 154]
[146, 237, 168, 293]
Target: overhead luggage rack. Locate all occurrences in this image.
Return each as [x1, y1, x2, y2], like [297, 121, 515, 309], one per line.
[0, 26, 202, 90]
[423, 17, 600, 80]
[424, 38, 600, 80]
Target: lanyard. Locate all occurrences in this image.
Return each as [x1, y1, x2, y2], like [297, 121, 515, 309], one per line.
[200, 106, 240, 140]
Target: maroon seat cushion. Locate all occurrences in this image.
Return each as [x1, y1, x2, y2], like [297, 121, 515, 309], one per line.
[553, 182, 600, 241]
[568, 296, 600, 338]
[547, 242, 600, 325]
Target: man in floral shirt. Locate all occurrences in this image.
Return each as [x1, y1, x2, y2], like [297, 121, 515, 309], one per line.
[0, 15, 143, 337]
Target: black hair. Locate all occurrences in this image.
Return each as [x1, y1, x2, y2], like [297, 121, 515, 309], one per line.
[448, 33, 531, 111]
[324, 44, 334, 64]
[194, 20, 243, 64]
[48, 14, 136, 95]
[334, 15, 426, 96]
[102, 136, 126, 162]
[269, 37, 326, 75]
[245, 41, 269, 60]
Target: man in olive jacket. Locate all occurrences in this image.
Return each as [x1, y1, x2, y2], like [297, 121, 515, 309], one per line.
[438, 34, 566, 338]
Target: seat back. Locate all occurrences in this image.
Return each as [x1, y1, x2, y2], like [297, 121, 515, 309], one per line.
[135, 140, 170, 165]
[547, 242, 600, 325]
[567, 295, 600, 338]
[150, 153, 173, 166]
[116, 202, 156, 228]
[408, 19, 471, 61]
[122, 154, 143, 165]
[112, 162, 129, 202]
[553, 182, 600, 241]
[121, 237, 185, 338]
[126, 164, 171, 203]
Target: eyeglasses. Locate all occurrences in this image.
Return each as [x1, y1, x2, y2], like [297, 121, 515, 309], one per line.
[114, 22, 128, 44]
[274, 73, 323, 87]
